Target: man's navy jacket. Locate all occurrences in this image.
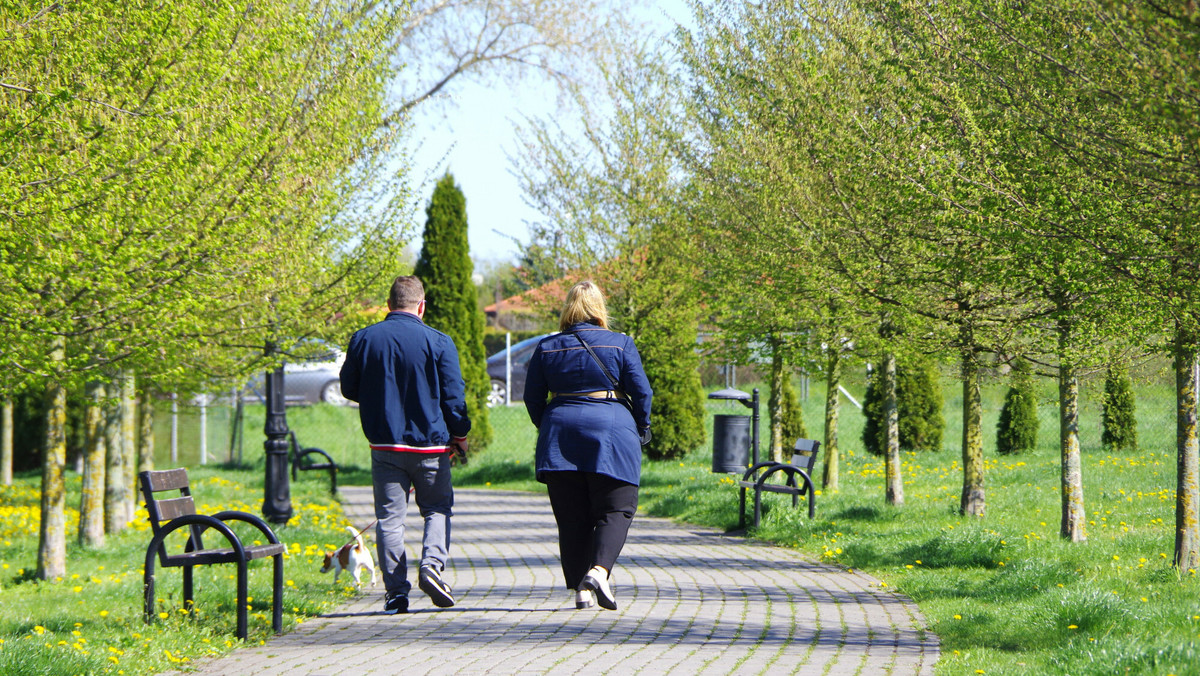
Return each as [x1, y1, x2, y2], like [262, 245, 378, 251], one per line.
[339, 311, 471, 453]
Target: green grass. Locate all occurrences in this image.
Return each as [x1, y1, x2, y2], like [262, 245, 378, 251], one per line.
[6, 369, 1197, 674]
[0, 466, 371, 675]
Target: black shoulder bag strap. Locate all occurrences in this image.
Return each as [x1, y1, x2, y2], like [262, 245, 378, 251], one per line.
[572, 331, 623, 396]
[572, 331, 651, 445]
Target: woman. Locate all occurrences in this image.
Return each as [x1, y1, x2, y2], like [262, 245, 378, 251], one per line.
[523, 281, 652, 610]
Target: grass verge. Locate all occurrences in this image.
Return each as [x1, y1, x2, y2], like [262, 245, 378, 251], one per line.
[0, 466, 370, 675]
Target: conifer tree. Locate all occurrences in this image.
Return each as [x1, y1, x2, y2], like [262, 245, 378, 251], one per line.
[781, 373, 808, 447]
[862, 367, 884, 457]
[997, 358, 1039, 455]
[897, 359, 944, 452]
[1102, 364, 1138, 452]
[864, 358, 944, 454]
[414, 174, 492, 453]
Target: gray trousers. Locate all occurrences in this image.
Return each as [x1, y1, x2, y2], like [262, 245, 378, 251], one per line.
[371, 450, 453, 597]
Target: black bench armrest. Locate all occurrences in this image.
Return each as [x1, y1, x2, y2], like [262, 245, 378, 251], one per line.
[211, 510, 284, 545]
[148, 514, 247, 566]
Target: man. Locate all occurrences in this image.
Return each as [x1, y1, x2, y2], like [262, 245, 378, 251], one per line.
[340, 275, 471, 614]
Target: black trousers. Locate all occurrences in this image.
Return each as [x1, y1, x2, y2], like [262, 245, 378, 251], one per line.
[544, 471, 639, 590]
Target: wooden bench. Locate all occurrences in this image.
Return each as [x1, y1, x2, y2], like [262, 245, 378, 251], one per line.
[139, 468, 286, 640]
[738, 438, 820, 529]
[289, 430, 338, 494]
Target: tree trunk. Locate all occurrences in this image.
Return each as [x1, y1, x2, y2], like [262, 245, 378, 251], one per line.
[960, 351, 985, 517]
[120, 371, 137, 523]
[883, 352, 903, 506]
[1059, 360, 1087, 542]
[768, 348, 785, 463]
[79, 381, 107, 548]
[822, 348, 841, 492]
[1174, 327, 1199, 569]
[37, 341, 67, 579]
[138, 388, 154, 475]
[1, 399, 12, 486]
[104, 381, 126, 534]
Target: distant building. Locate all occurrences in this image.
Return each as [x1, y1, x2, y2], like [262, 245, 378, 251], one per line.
[484, 276, 574, 332]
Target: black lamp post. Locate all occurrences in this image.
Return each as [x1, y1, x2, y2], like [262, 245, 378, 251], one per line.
[262, 362, 293, 524]
[707, 387, 760, 468]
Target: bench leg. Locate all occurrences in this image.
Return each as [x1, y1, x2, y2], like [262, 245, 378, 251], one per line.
[272, 553, 284, 634]
[753, 486, 762, 530]
[738, 486, 747, 529]
[143, 572, 156, 626]
[236, 561, 248, 640]
[183, 565, 194, 610]
[144, 543, 158, 625]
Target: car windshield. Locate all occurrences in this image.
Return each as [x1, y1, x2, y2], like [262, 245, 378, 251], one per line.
[491, 334, 549, 361]
[487, 333, 552, 362]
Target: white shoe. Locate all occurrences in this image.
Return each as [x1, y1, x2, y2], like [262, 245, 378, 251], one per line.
[579, 566, 616, 611]
[574, 588, 595, 609]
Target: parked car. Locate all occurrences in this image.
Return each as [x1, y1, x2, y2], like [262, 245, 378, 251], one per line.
[244, 344, 352, 406]
[486, 334, 552, 407]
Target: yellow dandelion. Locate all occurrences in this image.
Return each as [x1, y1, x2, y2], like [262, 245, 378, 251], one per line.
[954, 615, 962, 620]
[1068, 625, 1078, 629]
[33, 626, 45, 635]
[99, 610, 108, 618]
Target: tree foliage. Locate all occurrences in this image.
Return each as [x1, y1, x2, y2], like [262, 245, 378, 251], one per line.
[3, 0, 416, 577]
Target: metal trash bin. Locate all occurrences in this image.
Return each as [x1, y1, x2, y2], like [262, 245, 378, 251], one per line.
[712, 414, 751, 473]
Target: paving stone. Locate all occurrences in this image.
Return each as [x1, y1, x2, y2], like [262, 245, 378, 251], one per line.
[163, 487, 938, 675]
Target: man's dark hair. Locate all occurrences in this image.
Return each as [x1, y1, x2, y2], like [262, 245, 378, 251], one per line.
[389, 275, 425, 310]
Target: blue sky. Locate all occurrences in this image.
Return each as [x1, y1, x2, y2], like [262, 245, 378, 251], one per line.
[404, 1, 693, 264]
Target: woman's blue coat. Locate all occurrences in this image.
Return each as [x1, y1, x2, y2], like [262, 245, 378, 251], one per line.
[523, 322, 653, 486]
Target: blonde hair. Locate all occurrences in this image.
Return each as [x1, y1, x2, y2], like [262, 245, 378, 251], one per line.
[558, 280, 609, 331]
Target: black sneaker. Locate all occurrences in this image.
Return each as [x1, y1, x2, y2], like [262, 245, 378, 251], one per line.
[383, 593, 409, 615]
[418, 565, 455, 608]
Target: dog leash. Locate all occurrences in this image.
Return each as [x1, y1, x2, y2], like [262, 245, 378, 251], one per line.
[339, 519, 378, 550]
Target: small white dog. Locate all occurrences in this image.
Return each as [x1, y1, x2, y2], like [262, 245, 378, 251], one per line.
[320, 525, 377, 588]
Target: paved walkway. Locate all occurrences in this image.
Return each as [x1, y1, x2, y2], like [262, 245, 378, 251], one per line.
[169, 486, 938, 675]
